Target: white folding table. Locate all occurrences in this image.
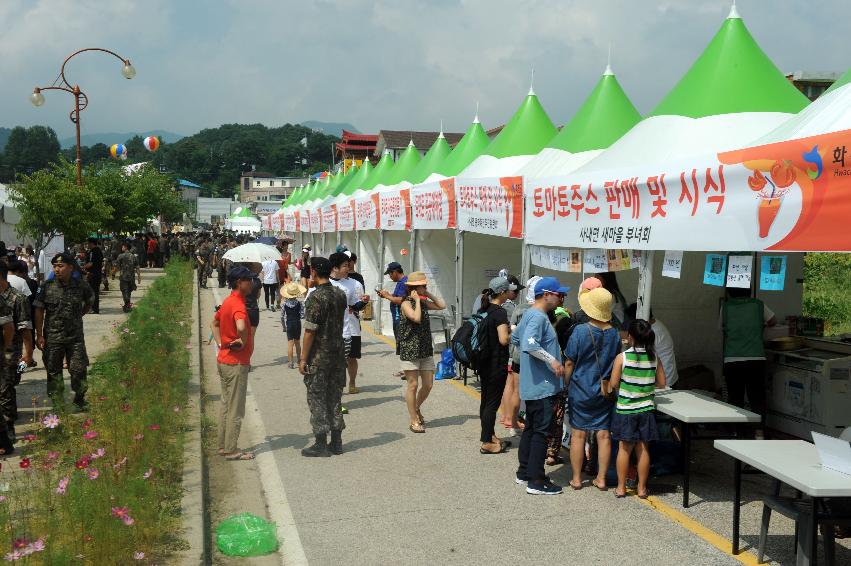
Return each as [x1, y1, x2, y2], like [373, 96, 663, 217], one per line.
[714, 439, 851, 565]
[654, 389, 761, 507]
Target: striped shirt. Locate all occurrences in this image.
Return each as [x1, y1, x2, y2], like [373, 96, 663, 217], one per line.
[616, 348, 657, 415]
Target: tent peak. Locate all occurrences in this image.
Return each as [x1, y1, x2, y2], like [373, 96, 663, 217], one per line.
[604, 43, 614, 76]
[528, 67, 535, 96]
[438, 119, 445, 139]
[727, 0, 741, 19]
[473, 101, 480, 124]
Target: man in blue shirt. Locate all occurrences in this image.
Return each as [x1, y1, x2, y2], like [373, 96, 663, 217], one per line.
[377, 262, 408, 376]
[511, 276, 569, 495]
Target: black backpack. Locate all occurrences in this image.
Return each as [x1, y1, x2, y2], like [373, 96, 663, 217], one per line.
[451, 310, 490, 369]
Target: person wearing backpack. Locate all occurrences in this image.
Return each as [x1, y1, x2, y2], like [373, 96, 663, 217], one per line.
[477, 276, 514, 454]
[399, 272, 445, 433]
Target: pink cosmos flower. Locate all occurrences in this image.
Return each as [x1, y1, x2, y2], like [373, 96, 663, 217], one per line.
[98, 395, 108, 401]
[111, 506, 129, 519]
[90, 447, 105, 460]
[133, 433, 144, 441]
[0, 496, 6, 503]
[30, 539, 45, 552]
[56, 477, 70, 495]
[143, 468, 153, 480]
[121, 515, 135, 526]
[122, 328, 130, 334]
[18, 458, 30, 469]
[75, 456, 90, 470]
[87, 468, 99, 480]
[22, 434, 37, 443]
[134, 551, 145, 560]
[42, 414, 60, 429]
[83, 430, 98, 440]
[148, 424, 160, 431]
[47, 451, 59, 461]
[12, 538, 28, 549]
[4, 550, 22, 561]
[121, 404, 131, 413]
[173, 405, 181, 413]
[82, 418, 93, 429]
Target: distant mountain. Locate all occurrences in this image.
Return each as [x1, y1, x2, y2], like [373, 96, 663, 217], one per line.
[59, 129, 184, 149]
[299, 121, 360, 137]
[0, 127, 11, 152]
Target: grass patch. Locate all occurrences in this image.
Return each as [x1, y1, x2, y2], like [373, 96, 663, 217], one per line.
[0, 260, 193, 564]
[803, 252, 851, 335]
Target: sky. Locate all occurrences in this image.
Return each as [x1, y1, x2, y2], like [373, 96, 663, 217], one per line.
[0, 0, 846, 140]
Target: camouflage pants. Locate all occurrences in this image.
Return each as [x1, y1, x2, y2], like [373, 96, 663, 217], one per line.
[119, 279, 136, 307]
[0, 361, 16, 425]
[198, 263, 210, 286]
[303, 364, 346, 435]
[43, 340, 89, 406]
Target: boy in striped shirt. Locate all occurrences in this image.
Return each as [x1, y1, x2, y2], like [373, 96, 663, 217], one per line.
[609, 319, 666, 498]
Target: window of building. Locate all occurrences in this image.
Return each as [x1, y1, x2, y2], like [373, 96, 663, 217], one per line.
[255, 181, 261, 187]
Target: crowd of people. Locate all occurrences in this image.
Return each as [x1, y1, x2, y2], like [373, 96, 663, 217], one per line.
[201, 233, 778, 497]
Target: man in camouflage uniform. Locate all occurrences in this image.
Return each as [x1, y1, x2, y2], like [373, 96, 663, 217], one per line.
[215, 239, 230, 288]
[33, 252, 95, 411]
[116, 241, 142, 312]
[195, 237, 212, 288]
[0, 262, 32, 448]
[101, 237, 113, 290]
[299, 257, 347, 457]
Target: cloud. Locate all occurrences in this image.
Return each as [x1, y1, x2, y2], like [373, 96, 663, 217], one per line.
[0, 0, 846, 139]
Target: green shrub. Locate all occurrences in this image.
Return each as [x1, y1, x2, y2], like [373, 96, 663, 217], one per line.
[804, 253, 851, 334]
[0, 260, 193, 564]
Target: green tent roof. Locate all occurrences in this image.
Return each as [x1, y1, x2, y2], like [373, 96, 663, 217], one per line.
[548, 68, 641, 152]
[385, 142, 421, 185]
[409, 132, 452, 184]
[231, 207, 255, 218]
[342, 159, 373, 196]
[824, 68, 851, 96]
[441, 119, 491, 176]
[484, 92, 557, 158]
[651, 9, 808, 117]
[362, 153, 395, 191]
[284, 185, 304, 207]
[332, 164, 359, 196]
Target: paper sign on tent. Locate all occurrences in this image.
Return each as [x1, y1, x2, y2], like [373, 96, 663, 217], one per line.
[759, 256, 786, 291]
[703, 254, 727, 286]
[726, 255, 753, 289]
[583, 249, 608, 273]
[662, 250, 684, 279]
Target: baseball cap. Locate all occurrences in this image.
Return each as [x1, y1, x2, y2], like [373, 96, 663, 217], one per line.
[228, 266, 258, 281]
[384, 261, 403, 274]
[335, 244, 349, 253]
[507, 275, 524, 291]
[488, 276, 510, 294]
[533, 276, 569, 298]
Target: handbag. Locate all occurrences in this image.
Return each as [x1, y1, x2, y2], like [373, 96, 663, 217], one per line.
[587, 324, 616, 402]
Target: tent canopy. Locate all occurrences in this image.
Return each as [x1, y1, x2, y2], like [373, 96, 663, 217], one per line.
[342, 158, 373, 196]
[440, 117, 490, 176]
[409, 131, 452, 184]
[384, 141, 422, 186]
[361, 152, 395, 191]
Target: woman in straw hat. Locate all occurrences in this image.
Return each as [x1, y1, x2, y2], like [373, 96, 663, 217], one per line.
[563, 287, 621, 490]
[398, 272, 446, 433]
[280, 281, 307, 369]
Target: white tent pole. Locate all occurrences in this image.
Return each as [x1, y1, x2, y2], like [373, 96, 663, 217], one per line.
[521, 240, 531, 285]
[636, 250, 656, 321]
[409, 228, 417, 274]
[455, 228, 464, 329]
[375, 229, 386, 335]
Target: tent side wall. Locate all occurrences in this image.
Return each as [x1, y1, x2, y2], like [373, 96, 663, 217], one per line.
[412, 228, 457, 349]
[461, 232, 522, 317]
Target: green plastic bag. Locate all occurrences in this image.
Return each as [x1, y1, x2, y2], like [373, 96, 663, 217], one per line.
[216, 513, 278, 557]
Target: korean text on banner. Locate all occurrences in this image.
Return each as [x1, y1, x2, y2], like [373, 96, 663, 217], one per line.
[338, 199, 355, 232]
[412, 178, 456, 230]
[321, 205, 338, 233]
[525, 128, 851, 252]
[379, 188, 411, 231]
[760, 255, 787, 291]
[456, 176, 524, 238]
[355, 194, 380, 231]
[309, 209, 322, 233]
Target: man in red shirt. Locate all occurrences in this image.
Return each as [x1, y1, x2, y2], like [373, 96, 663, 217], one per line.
[211, 266, 257, 460]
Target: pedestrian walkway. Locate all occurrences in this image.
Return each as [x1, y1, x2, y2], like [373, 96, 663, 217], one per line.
[17, 268, 164, 420]
[201, 284, 847, 565]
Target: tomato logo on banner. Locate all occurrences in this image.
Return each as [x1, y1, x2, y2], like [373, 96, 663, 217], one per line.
[456, 176, 524, 238]
[412, 178, 456, 230]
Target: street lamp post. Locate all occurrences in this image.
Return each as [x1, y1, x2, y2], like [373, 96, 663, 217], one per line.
[31, 48, 135, 186]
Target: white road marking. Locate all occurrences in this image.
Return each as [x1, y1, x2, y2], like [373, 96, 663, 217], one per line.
[211, 287, 308, 565]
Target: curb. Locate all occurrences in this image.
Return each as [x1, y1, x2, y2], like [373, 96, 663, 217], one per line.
[177, 276, 209, 565]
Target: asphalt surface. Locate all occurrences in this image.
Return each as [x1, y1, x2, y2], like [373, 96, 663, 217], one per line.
[195, 282, 851, 566]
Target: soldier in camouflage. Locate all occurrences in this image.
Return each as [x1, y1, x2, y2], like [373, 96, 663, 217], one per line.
[0, 262, 31, 449]
[195, 237, 212, 288]
[299, 257, 347, 457]
[33, 252, 95, 410]
[115, 241, 142, 312]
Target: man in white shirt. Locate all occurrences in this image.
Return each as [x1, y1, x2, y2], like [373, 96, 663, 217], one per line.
[7, 261, 32, 298]
[329, 252, 369, 394]
[260, 259, 279, 311]
[625, 304, 678, 388]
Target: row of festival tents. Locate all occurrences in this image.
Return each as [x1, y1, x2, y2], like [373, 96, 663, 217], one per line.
[262, 6, 851, 351]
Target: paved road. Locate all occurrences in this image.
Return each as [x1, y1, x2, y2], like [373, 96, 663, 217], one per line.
[202, 284, 819, 566]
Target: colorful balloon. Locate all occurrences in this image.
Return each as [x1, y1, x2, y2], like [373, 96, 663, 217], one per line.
[109, 144, 127, 160]
[143, 136, 160, 152]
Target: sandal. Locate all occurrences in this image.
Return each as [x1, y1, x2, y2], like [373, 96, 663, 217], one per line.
[416, 410, 425, 425]
[615, 491, 627, 499]
[224, 451, 254, 461]
[637, 492, 649, 499]
[409, 423, 425, 434]
[545, 455, 564, 466]
[569, 481, 583, 490]
[591, 479, 608, 491]
[480, 443, 508, 454]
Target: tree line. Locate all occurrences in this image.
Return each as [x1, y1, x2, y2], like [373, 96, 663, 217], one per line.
[0, 123, 341, 197]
